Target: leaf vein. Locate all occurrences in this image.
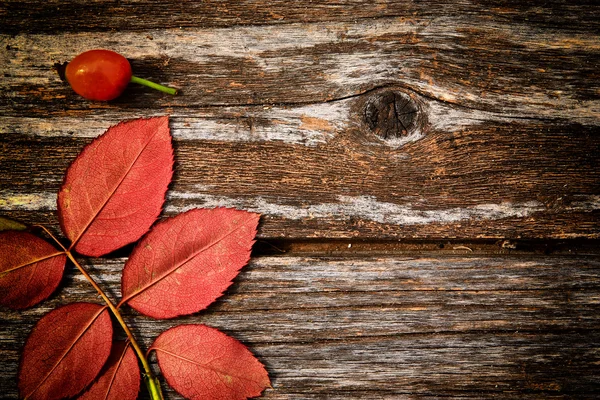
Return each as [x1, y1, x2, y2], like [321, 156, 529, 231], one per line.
[155, 348, 260, 383]
[1, 251, 64, 275]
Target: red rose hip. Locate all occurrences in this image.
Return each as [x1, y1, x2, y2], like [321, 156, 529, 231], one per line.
[65, 49, 177, 101]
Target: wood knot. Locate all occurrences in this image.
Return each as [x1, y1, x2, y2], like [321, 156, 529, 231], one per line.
[363, 90, 421, 141]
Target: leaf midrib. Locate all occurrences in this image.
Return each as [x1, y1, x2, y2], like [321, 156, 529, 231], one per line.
[101, 342, 131, 400]
[1, 251, 64, 275]
[26, 307, 108, 399]
[69, 124, 163, 250]
[154, 348, 262, 384]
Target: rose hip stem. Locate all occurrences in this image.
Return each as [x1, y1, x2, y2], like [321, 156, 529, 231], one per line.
[130, 76, 178, 95]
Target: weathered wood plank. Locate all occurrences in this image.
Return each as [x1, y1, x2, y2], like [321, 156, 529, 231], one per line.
[2, 19, 599, 115]
[2, 4, 599, 399]
[1, 256, 599, 398]
[2, 116, 599, 239]
[1, 9, 598, 239]
[2, 0, 600, 34]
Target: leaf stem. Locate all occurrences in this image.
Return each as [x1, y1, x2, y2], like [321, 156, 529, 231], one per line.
[33, 225, 67, 252]
[66, 252, 164, 400]
[130, 76, 178, 95]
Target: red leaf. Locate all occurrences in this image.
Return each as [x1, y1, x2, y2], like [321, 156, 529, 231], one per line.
[78, 341, 140, 400]
[0, 231, 66, 309]
[120, 208, 259, 319]
[57, 116, 173, 257]
[19, 302, 113, 400]
[150, 324, 270, 400]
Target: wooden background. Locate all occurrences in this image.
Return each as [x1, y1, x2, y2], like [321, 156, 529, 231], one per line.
[1, 1, 599, 398]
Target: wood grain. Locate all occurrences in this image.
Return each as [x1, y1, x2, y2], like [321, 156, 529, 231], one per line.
[1, 2, 599, 399]
[2, 114, 599, 239]
[1, 255, 599, 398]
[1, 2, 599, 239]
[2, 19, 599, 116]
[2, 0, 600, 34]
